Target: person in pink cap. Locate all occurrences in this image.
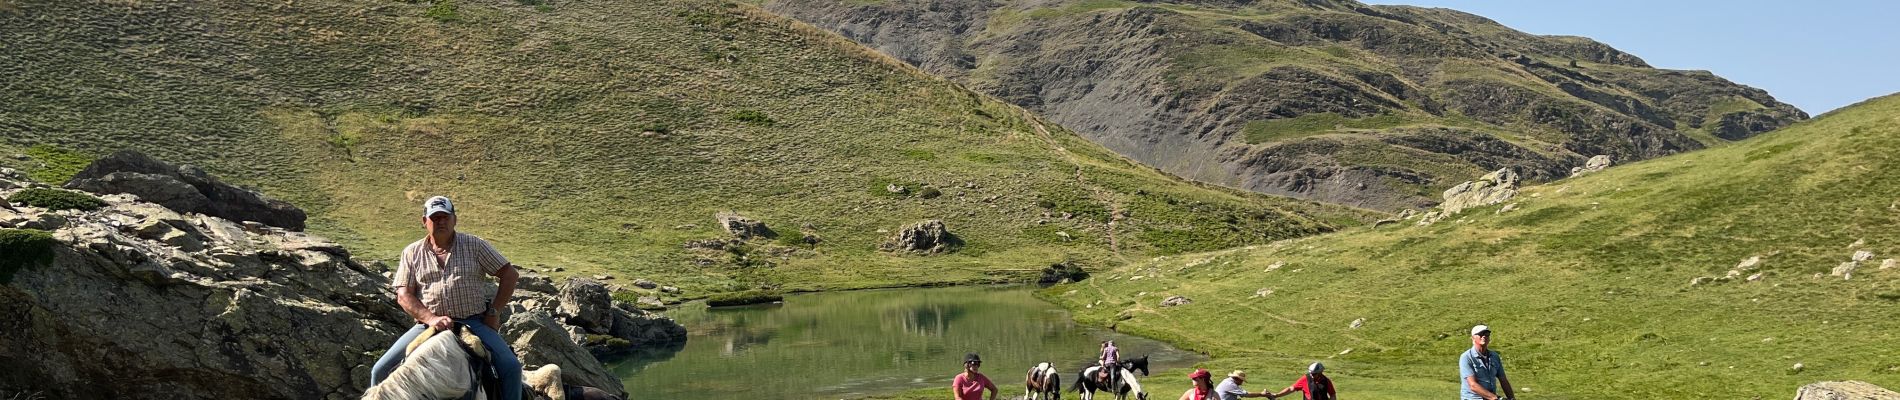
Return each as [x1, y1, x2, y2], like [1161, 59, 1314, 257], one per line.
[1180, 369, 1216, 400]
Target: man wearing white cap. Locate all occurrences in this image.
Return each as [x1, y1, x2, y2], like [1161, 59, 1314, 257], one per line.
[1460, 325, 1514, 400]
[1214, 370, 1274, 400]
[369, 195, 524, 400]
[1269, 363, 1335, 400]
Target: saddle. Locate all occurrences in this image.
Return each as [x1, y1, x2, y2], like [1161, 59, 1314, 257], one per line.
[1096, 362, 1120, 387]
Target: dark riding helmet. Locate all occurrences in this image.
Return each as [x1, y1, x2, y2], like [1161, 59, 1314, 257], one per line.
[965, 353, 982, 364]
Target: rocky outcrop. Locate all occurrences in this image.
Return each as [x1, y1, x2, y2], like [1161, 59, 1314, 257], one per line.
[1039, 260, 1089, 284]
[0, 188, 405, 399]
[881, 219, 957, 253]
[1793, 381, 1900, 400]
[65, 150, 307, 231]
[1571, 155, 1613, 176]
[0, 172, 683, 399]
[536, 277, 686, 351]
[557, 278, 618, 333]
[503, 309, 623, 395]
[1417, 168, 1519, 225]
[505, 277, 688, 396]
[714, 211, 772, 240]
[1439, 169, 1520, 215]
[764, 0, 1807, 211]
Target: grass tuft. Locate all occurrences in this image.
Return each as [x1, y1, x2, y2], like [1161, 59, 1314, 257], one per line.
[8, 188, 105, 211]
[0, 228, 56, 284]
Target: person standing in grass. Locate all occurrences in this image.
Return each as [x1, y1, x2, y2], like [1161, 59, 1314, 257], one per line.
[1460, 325, 1515, 400]
[1180, 369, 1216, 400]
[1215, 370, 1276, 400]
[1268, 363, 1336, 400]
[369, 196, 523, 400]
[953, 353, 999, 400]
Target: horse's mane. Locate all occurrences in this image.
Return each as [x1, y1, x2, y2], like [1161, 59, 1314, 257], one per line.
[1118, 368, 1144, 396]
[362, 330, 485, 400]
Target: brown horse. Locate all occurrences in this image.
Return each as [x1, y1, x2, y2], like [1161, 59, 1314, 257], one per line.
[1025, 362, 1061, 400]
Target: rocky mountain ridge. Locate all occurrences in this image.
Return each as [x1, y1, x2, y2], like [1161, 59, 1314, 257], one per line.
[763, 0, 1809, 210]
[0, 0, 1375, 294]
[0, 165, 684, 399]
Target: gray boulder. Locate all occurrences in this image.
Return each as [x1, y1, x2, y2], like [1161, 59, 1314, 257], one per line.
[1440, 168, 1520, 214]
[881, 219, 957, 253]
[65, 150, 307, 231]
[609, 302, 689, 348]
[1793, 381, 1900, 400]
[504, 309, 626, 397]
[558, 278, 616, 334]
[1421, 168, 1520, 224]
[1570, 155, 1613, 176]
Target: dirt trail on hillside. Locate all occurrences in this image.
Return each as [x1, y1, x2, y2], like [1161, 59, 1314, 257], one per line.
[1015, 105, 1127, 261]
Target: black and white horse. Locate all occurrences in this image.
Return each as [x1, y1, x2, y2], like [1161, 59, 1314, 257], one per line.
[1025, 362, 1062, 400]
[1074, 356, 1149, 400]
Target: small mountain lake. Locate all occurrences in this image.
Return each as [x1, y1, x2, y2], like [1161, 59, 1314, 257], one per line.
[609, 285, 1204, 399]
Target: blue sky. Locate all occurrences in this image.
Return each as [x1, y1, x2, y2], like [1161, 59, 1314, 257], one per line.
[1363, 1, 1900, 114]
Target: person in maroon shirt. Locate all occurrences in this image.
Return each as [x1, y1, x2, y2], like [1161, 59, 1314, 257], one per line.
[1269, 362, 1337, 400]
[953, 353, 999, 400]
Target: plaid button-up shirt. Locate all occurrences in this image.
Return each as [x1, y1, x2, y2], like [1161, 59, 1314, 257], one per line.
[393, 232, 510, 319]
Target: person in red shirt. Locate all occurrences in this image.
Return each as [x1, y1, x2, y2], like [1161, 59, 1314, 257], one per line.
[1269, 362, 1337, 400]
[953, 353, 999, 400]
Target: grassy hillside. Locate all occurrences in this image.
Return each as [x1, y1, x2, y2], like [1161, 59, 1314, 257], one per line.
[764, 0, 1808, 211]
[1044, 94, 1900, 399]
[0, 0, 1375, 295]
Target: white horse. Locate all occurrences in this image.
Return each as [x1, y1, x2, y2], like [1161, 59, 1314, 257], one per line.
[362, 327, 491, 400]
[1025, 362, 1061, 400]
[361, 325, 604, 400]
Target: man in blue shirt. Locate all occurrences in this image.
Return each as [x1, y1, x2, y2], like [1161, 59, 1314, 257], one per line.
[1460, 325, 1515, 400]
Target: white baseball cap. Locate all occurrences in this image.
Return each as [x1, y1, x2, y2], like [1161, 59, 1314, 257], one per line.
[1471, 324, 1491, 336]
[424, 196, 455, 217]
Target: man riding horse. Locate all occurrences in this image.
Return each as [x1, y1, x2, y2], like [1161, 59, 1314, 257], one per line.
[369, 196, 525, 400]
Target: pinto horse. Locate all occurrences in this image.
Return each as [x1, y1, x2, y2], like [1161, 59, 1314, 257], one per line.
[1074, 355, 1149, 400]
[1073, 366, 1147, 400]
[1025, 362, 1062, 400]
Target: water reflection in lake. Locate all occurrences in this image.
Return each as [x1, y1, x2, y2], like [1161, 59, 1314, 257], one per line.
[611, 285, 1203, 399]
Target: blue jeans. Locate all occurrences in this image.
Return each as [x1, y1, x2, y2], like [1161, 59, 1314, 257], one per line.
[369, 317, 522, 400]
